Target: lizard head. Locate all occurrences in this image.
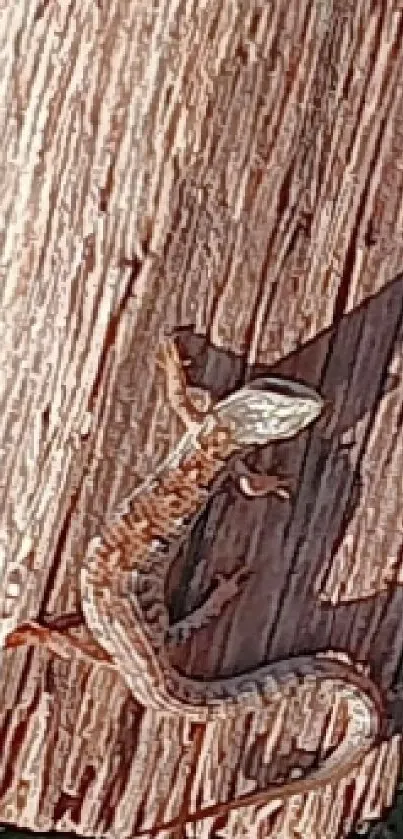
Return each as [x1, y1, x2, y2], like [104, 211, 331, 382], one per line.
[214, 377, 325, 445]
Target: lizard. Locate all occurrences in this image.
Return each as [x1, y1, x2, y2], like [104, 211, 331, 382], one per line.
[3, 337, 387, 825]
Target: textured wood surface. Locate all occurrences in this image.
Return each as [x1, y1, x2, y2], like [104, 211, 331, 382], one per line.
[1, 1, 403, 837]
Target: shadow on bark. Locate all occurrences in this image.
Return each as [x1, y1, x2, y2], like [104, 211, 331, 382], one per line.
[168, 271, 403, 730]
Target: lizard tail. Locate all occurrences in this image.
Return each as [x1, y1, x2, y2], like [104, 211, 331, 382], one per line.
[158, 652, 385, 802]
[82, 566, 386, 800]
[132, 661, 384, 835]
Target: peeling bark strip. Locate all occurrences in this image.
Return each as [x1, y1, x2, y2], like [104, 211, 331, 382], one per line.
[1, 1, 403, 838]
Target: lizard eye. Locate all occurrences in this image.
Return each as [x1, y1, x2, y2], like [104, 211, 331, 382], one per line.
[248, 376, 322, 405]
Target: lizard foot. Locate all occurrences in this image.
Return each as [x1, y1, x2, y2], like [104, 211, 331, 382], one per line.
[237, 471, 292, 501]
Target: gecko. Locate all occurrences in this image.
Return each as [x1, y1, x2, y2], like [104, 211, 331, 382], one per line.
[4, 337, 387, 825]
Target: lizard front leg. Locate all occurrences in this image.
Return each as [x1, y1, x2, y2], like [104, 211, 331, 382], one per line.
[236, 470, 292, 500]
[221, 452, 293, 501]
[156, 337, 214, 434]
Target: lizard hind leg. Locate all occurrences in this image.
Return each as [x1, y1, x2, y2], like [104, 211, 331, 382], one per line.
[4, 620, 114, 666]
[165, 567, 251, 647]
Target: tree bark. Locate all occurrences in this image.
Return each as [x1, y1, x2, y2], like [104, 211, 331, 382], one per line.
[1, 1, 403, 837]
